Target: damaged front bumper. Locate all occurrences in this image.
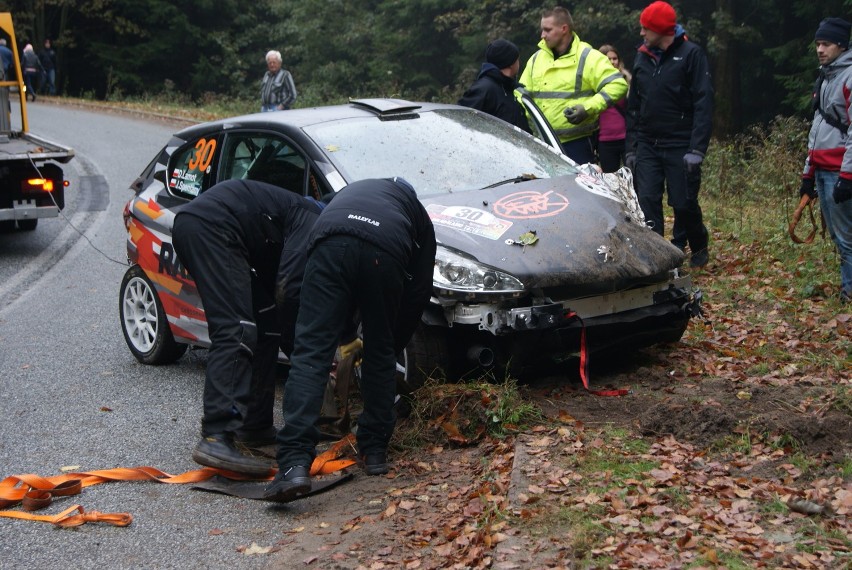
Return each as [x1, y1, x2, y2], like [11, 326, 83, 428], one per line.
[434, 271, 700, 335]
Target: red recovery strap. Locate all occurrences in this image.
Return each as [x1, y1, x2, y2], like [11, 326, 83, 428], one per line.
[0, 435, 357, 526]
[565, 311, 629, 397]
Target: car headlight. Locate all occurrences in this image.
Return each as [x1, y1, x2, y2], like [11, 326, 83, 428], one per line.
[433, 246, 524, 293]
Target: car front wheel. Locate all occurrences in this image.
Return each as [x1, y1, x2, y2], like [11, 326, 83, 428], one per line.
[396, 324, 449, 398]
[119, 265, 187, 364]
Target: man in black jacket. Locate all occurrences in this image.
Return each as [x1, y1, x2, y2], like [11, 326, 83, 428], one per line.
[625, 1, 714, 268]
[172, 179, 324, 476]
[458, 39, 531, 133]
[264, 177, 436, 502]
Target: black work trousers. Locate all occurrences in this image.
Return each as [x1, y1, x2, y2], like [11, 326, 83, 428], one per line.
[634, 142, 708, 253]
[171, 214, 280, 437]
[276, 234, 405, 469]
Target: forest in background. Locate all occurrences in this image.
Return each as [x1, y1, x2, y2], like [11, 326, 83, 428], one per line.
[2, 0, 852, 138]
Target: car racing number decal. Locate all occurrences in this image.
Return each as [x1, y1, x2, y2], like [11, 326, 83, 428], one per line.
[188, 138, 216, 171]
[427, 204, 513, 240]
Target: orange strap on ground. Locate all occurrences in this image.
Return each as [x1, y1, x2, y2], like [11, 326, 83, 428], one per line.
[0, 436, 357, 526]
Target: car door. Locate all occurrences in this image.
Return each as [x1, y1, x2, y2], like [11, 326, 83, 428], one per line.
[518, 92, 564, 156]
[218, 131, 315, 197]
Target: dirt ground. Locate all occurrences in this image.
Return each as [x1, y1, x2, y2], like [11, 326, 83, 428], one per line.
[255, 346, 850, 569]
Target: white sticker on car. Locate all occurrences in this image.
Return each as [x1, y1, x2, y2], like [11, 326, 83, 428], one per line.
[427, 204, 513, 240]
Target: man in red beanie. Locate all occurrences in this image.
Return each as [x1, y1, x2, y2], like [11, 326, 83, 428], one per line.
[625, 1, 715, 268]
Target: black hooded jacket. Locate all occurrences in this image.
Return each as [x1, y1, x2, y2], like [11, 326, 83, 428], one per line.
[458, 64, 531, 133]
[308, 178, 437, 352]
[626, 34, 714, 154]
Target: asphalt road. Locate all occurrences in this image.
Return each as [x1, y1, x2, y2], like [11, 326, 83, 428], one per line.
[0, 102, 300, 568]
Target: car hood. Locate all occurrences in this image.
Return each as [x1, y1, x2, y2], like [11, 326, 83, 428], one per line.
[422, 172, 685, 296]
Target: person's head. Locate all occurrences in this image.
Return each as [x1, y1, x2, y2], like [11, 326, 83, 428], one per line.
[599, 44, 621, 69]
[639, 1, 676, 49]
[23, 44, 33, 53]
[486, 38, 520, 78]
[44, 38, 51, 48]
[815, 17, 851, 66]
[0, 39, 6, 47]
[265, 50, 282, 73]
[540, 7, 573, 54]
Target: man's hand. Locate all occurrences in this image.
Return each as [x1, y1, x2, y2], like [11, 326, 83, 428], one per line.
[625, 152, 636, 171]
[683, 152, 704, 174]
[338, 337, 363, 361]
[799, 178, 817, 199]
[834, 177, 852, 204]
[563, 105, 588, 124]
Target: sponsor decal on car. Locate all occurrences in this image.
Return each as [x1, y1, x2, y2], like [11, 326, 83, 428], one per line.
[427, 204, 513, 240]
[492, 190, 569, 219]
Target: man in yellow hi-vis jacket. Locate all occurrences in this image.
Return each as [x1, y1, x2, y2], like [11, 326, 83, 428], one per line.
[519, 6, 628, 164]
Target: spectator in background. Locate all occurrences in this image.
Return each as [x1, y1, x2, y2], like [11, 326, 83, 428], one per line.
[519, 6, 628, 164]
[625, 1, 714, 268]
[39, 38, 56, 95]
[458, 38, 531, 133]
[799, 17, 852, 303]
[0, 39, 12, 79]
[20, 44, 43, 102]
[596, 44, 629, 173]
[260, 50, 297, 112]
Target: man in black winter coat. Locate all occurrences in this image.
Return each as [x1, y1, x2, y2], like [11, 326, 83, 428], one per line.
[172, 179, 324, 476]
[625, 1, 714, 268]
[458, 39, 531, 133]
[264, 177, 436, 502]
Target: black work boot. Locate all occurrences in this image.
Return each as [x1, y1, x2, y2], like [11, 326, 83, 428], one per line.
[192, 434, 272, 476]
[361, 451, 389, 476]
[263, 465, 311, 502]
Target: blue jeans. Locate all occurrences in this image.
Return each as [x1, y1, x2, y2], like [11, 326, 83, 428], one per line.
[815, 170, 852, 297]
[261, 104, 278, 112]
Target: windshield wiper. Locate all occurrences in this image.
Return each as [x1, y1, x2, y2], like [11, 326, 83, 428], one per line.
[481, 173, 537, 190]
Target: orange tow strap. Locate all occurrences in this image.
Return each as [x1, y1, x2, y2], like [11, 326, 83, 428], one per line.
[0, 436, 357, 526]
[789, 194, 820, 244]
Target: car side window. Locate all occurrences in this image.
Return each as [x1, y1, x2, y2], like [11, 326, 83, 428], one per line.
[220, 133, 308, 195]
[167, 136, 219, 200]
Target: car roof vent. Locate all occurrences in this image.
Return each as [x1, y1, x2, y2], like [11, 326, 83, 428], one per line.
[349, 98, 421, 121]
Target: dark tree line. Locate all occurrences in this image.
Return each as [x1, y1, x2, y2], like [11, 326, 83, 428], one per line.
[2, 0, 851, 138]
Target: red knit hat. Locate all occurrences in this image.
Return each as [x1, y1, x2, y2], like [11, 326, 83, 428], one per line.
[640, 1, 676, 36]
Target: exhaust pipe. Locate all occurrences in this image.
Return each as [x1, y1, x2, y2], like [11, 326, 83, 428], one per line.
[467, 345, 495, 368]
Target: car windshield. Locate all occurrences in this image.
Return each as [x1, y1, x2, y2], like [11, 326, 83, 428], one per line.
[304, 108, 578, 196]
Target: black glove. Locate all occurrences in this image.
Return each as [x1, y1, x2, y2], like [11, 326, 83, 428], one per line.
[563, 105, 588, 125]
[799, 178, 817, 199]
[683, 152, 704, 174]
[834, 177, 852, 204]
[625, 152, 636, 171]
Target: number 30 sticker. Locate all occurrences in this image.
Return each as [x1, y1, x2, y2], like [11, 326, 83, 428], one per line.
[188, 138, 216, 172]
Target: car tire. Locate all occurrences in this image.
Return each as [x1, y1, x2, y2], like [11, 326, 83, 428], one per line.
[17, 218, 37, 231]
[396, 324, 449, 398]
[120, 265, 187, 365]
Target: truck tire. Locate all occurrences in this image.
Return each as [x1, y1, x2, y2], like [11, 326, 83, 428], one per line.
[17, 219, 37, 231]
[120, 265, 187, 365]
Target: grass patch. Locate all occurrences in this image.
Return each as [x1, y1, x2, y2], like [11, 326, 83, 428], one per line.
[521, 503, 612, 565]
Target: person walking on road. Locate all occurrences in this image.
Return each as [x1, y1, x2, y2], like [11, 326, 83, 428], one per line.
[20, 43, 42, 102]
[264, 177, 436, 503]
[172, 179, 324, 476]
[798, 17, 852, 303]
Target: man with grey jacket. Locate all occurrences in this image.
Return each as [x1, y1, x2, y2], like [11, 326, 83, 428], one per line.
[799, 17, 852, 303]
[260, 50, 297, 112]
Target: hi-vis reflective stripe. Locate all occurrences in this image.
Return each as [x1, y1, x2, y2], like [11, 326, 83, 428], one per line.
[0, 435, 357, 526]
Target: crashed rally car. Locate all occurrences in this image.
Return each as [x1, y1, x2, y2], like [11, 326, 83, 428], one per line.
[120, 97, 701, 392]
